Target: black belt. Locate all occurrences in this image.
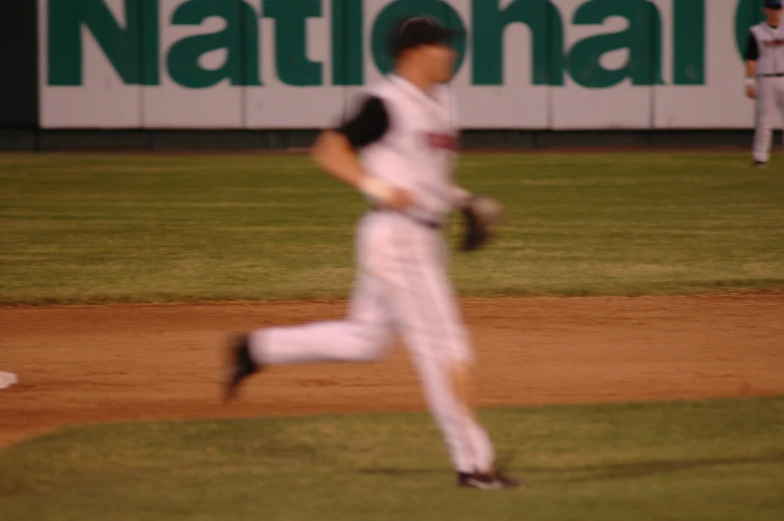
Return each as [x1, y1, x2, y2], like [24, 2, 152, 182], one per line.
[759, 73, 784, 77]
[369, 206, 442, 230]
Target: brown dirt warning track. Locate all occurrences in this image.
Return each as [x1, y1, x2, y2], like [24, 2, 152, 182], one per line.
[1, 294, 783, 448]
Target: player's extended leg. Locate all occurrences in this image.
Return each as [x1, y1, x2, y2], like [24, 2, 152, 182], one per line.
[754, 78, 775, 164]
[375, 217, 517, 487]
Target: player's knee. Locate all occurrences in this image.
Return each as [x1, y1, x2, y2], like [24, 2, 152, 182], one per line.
[344, 323, 390, 362]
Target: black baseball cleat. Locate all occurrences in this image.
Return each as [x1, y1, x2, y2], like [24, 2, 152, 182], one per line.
[458, 472, 502, 490]
[223, 334, 260, 403]
[458, 471, 525, 490]
[753, 161, 767, 168]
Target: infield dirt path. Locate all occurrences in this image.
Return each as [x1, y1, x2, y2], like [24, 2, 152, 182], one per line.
[2, 295, 783, 448]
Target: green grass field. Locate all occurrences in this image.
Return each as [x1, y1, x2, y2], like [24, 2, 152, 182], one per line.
[2, 397, 783, 521]
[1, 151, 783, 305]
[3, 151, 783, 519]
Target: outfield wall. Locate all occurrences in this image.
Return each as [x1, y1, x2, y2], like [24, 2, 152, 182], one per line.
[30, 0, 764, 131]
[0, 128, 770, 152]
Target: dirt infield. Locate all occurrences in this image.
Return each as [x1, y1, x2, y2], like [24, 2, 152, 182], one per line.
[1, 295, 783, 448]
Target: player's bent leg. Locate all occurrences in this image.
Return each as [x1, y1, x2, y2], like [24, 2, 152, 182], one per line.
[223, 334, 260, 402]
[248, 267, 393, 365]
[222, 254, 393, 400]
[224, 314, 392, 401]
[223, 319, 392, 402]
[249, 319, 391, 365]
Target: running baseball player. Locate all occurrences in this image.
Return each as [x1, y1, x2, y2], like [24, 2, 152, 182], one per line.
[746, 0, 784, 167]
[223, 16, 520, 490]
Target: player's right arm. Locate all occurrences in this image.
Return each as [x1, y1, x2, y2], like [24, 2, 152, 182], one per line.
[312, 97, 412, 210]
[746, 30, 759, 100]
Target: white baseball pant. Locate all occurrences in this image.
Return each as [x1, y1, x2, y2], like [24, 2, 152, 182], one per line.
[248, 210, 495, 474]
[754, 75, 784, 163]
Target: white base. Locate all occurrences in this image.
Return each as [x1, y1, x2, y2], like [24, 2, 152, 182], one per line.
[0, 372, 18, 390]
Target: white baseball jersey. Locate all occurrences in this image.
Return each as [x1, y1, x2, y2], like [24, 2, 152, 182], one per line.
[339, 75, 460, 225]
[747, 23, 784, 74]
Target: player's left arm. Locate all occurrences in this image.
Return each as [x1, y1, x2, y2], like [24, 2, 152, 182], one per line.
[448, 142, 504, 251]
[450, 185, 472, 209]
[746, 30, 759, 99]
[450, 179, 505, 252]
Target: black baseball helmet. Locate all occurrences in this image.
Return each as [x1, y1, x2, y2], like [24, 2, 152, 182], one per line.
[765, 0, 782, 10]
[389, 16, 459, 59]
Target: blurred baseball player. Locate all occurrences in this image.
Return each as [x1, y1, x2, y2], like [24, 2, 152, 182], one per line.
[223, 16, 520, 490]
[746, 0, 784, 167]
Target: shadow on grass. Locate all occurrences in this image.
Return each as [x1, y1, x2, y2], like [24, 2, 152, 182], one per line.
[358, 453, 784, 484]
[359, 468, 446, 476]
[541, 453, 784, 484]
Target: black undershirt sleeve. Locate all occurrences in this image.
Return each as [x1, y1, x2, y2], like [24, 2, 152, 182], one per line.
[746, 30, 759, 61]
[336, 96, 390, 149]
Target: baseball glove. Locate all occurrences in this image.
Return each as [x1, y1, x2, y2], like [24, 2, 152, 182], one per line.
[460, 195, 504, 252]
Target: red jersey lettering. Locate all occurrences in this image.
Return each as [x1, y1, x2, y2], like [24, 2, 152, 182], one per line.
[425, 132, 458, 151]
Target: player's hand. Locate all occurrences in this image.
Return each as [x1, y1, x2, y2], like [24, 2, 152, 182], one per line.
[746, 84, 757, 100]
[359, 177, 413, 210]
[385, 187, 414, 211]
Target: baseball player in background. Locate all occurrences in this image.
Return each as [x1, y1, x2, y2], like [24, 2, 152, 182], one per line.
[746, 0, 784, 167]
[223, 16, 520, 490]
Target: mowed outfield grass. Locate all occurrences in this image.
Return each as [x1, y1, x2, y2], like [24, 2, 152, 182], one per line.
[2, 153, 784, 520]
[2, 396, 783, 521]
[1, 151, 783, 305]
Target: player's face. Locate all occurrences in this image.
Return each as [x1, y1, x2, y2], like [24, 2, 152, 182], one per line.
[765, 7, 782, 26]
[421, 44, 458, 84]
